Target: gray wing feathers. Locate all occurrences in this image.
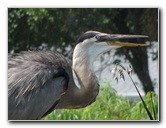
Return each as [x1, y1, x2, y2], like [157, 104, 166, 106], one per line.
[9, 77, 66, 120]
[8, 51, 70, 120]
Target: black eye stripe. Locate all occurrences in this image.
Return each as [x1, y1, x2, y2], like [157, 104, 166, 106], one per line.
[76, 31, 100, 43]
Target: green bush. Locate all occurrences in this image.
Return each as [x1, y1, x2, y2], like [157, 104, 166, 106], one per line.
[42, 83, 158, 120]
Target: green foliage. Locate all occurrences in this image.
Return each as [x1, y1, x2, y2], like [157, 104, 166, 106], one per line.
[8, 8, 55, 52]
[42, 83, 158, 120]
[8, 8, 158, 53]
[130, 92, 158, 120]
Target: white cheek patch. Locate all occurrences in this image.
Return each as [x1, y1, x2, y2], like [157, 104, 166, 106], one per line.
[82, 36, 97, 45]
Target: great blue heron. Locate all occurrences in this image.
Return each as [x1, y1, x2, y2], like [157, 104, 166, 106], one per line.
[8, 31, 147, 120]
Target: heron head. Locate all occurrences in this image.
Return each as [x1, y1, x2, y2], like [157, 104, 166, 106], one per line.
[74, 31, 148, 68]
[76, 31, 148, 47]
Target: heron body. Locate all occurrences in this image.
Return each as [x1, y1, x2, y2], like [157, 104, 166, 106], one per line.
[8, 31, 147, 120]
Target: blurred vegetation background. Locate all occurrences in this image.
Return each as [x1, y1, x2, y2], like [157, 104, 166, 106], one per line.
[8, 8, 158, 52]
[42, 84, 158, 120]
[8, 8, 158, 120]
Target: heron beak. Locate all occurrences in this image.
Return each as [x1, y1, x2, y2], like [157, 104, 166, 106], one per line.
[98, 34, 148, 47]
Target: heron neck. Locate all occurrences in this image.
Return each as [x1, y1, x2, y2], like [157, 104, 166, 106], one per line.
[72, 48, 98, 91]
[56, 44, 101, 109]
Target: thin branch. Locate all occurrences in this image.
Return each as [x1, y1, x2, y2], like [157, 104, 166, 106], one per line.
[118, 64, 153, 120]
[128, 74, 153, 120]
[150, 92, 156, 120]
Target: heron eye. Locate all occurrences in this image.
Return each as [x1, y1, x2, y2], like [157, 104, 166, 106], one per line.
[95, 34, 107, 42]
[95, 35, 100, 40]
